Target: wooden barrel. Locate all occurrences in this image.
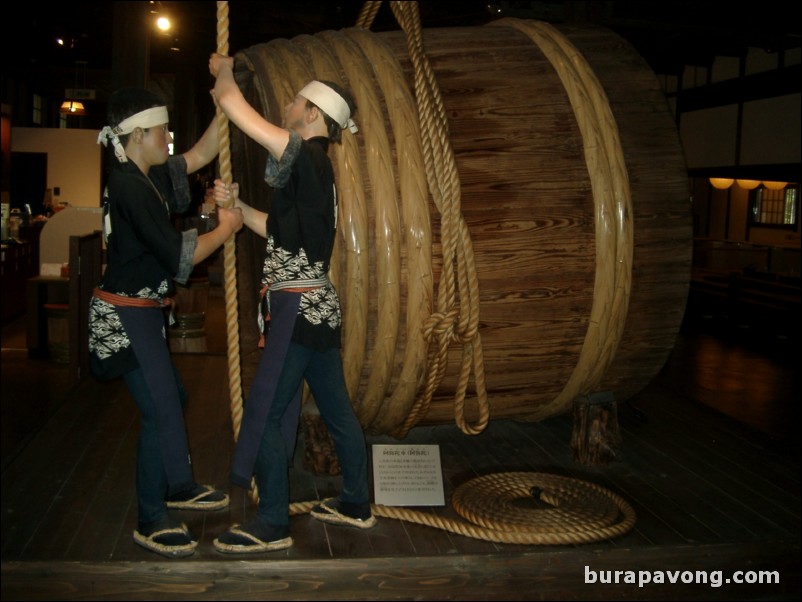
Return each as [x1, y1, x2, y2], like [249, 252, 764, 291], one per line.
[228, 20, 691, 436]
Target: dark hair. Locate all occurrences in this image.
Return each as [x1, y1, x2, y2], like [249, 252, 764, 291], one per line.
[306, 80, 356, 144]
[107, 88, 166, 148]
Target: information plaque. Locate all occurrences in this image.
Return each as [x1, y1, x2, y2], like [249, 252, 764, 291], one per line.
[372, 444, 445, 506]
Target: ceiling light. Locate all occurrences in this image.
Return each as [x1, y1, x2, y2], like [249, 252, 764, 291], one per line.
[736, 179, 761, 190]
[61, 60, 88, 116]
[709, 178, 734, 190]
[60, 101, 86, 115]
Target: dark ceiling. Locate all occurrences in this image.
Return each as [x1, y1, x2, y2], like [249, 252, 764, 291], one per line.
[3, 0, 800, 134]
[7, 0, 801, 78]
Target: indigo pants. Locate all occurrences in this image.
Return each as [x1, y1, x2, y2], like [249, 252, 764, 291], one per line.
[254, 343, 369, 527]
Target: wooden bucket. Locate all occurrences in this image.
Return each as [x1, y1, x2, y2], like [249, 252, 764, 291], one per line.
[168, 277, 209, 354]
[227, 20, 691, 436]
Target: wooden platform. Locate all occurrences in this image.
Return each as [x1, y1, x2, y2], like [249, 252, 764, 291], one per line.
[2, 314, 801, 600]
[2, 278, 802, 600]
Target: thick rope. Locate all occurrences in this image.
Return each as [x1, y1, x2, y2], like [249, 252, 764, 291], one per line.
[356, 0, 382, 29]
[384, 1, 489, 438]
[289, 472, 636, 545]
[215, 1, 248, 495]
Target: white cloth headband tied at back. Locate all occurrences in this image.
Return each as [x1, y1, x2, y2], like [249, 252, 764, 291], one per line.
[97, 106, 170, 163]
[298, 81, 358, 134]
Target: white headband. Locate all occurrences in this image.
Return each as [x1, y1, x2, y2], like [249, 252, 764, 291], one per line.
[97, 106, 170, 163]
[298, 81, 358, 134]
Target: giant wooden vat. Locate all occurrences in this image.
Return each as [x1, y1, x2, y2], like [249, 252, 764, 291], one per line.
[226, 19, 691, 436]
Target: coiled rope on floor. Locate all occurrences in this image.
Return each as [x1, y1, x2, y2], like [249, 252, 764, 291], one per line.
[290, 472, 636, 545]
[217, 0, 636, 543]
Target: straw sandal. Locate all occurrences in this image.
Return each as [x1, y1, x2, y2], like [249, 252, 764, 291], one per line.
[310, 498, 377, 529]
[166, 484, 229, 511]
[133, 522, 197, 558]
[213, 520, 293, 554]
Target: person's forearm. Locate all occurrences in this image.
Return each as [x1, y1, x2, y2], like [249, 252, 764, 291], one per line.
[193, 223, 235, 264]
[214, 65, 289, 160]
[235, 198, 268, 238]
[214, 66, 241, 120]
[183, 119, 219, 174]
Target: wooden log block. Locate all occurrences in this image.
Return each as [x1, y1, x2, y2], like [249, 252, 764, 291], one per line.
[571, 391, 621, 466]
[301, 412, 341, 476]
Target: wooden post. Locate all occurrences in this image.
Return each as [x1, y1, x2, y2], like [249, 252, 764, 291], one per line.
[301, 411, 341, 476]
[571, 391, 622, 466]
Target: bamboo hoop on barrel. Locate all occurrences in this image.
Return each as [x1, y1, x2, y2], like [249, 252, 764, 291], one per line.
[239, 28, 435, 434]
[491, 18, 634, 414]
[337, 27, 432, 432]
[384, 1, 490, 437]
[314, 31, 404, 428]
[323, 24, 440, 436]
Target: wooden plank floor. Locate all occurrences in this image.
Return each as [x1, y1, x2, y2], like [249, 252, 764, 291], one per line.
[2, 299, 800, 600]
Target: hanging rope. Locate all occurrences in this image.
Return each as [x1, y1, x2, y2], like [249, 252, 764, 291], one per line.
[356, 0, 382, 29]
[382, 1, 489, 438]
[214, 0, 246, 472]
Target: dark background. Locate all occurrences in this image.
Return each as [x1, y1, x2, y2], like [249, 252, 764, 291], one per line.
[4, 0, 800, 130]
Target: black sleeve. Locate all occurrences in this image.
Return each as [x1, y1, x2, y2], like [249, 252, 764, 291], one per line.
[149, 155, 191, 215]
